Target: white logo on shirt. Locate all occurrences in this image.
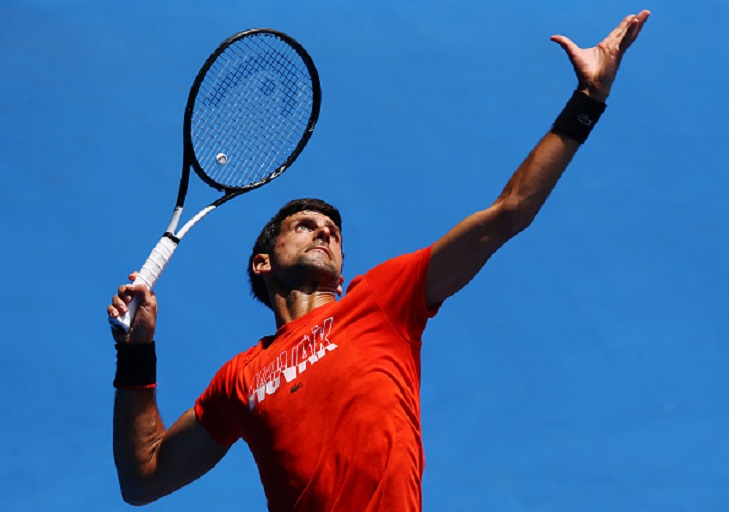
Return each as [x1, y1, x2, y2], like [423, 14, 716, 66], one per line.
[249, 317, 337, 410]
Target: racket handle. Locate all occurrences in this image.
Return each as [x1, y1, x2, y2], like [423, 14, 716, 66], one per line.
[109, 236, 179, 333]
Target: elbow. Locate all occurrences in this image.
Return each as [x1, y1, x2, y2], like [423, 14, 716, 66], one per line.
[120, 489, 147, 507]
[122, 495, 150, 507]
[121, 488, 159, 507]
[118, 475, 161, 506]
[492, 198, 538, 239]
[120, 486, 153, 507]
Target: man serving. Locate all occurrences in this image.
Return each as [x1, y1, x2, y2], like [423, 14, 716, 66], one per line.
[108, 11, 650, 511]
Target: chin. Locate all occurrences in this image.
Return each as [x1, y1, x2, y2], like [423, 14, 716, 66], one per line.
[291, 257, 341, 283]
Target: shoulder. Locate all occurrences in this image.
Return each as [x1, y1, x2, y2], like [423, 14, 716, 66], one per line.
[212, 342, 264, 380]
[346, 246, 433, 294]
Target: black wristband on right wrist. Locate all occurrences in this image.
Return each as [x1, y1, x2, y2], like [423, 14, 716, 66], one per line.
[552, 90, 607, 144]
[113, 342, 157, 389]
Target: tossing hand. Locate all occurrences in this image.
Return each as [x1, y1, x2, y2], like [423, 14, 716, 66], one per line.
[551, 10, 651, 102]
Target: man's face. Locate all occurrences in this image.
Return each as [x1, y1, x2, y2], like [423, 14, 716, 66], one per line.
[267, 210, 344, 289]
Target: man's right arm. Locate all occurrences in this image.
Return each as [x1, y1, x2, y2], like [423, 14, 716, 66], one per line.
[113, 397, 229, 505]
[109, 281, 230, 505]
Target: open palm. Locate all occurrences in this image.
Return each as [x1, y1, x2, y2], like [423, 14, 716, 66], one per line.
[551, 10, 651, 102]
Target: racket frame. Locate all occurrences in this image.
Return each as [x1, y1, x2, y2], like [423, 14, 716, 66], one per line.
[111, 28, 321, 332]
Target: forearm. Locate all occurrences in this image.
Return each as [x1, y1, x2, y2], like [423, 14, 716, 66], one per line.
[113, 389, 168, 505]
[109, 274, 228, 504]
[494, 129, 581, 236]
[426, 97, 594, 306]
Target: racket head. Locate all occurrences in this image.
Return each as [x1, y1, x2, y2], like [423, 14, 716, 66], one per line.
[183, 29, 321, 193]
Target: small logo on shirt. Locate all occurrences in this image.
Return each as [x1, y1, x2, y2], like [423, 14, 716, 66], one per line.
[291, 383, 303, 394]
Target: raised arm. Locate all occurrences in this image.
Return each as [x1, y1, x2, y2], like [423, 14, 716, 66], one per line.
[109, 282, 230, 505]
[425, 10, 650, 308]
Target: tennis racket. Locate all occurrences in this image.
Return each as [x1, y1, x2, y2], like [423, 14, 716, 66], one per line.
[110, 28, 321, 332]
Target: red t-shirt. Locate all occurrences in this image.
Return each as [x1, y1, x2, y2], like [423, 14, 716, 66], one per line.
[195, 247, 438, 511]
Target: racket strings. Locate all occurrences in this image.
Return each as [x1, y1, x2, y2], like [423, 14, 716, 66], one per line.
[191, 33, 315, 189]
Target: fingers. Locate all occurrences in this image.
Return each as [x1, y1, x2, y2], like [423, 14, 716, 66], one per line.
[621, 10, 651, 51]
[108, 293, 127, 318]
[554, 11, 651, 56]
[108, 284, 134, 342]
[107, 280, 154, 321]
[608, 10, 651, 54]
[109, 283, 139, 317]
[608, 14, 638, 43]
[108, 279, 157, 344]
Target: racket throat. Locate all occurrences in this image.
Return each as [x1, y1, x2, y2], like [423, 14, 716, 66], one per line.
[163, 231, 181, 244]
[165, 206, 184, 237]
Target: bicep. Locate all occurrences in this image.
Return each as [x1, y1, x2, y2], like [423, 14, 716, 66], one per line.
[425, 132, 581, 307]
[426, 205, 512, 307]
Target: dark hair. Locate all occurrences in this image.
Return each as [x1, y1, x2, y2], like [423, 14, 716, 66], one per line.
[248, 198, 343, 309]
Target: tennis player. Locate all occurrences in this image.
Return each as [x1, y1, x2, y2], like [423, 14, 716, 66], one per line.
[108, 11, 650, 510]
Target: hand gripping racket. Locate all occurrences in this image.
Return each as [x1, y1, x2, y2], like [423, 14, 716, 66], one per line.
[110, 29, 321, 332]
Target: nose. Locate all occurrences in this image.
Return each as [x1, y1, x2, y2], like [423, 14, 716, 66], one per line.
[315, 224, 331, 243]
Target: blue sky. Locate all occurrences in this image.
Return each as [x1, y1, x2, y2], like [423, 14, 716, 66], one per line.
[1, 1, 728, 511]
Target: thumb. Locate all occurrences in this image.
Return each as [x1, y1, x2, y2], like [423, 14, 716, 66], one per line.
[550, 34, 578, 56]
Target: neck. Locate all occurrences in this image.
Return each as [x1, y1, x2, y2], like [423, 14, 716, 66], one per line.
[271, 289, 337, 328]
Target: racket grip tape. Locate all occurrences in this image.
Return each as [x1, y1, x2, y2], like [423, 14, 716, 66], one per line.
[135, 234, 179, 288]
[109, 235, 179, 333]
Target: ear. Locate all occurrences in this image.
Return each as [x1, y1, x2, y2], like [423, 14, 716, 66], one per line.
[252, 254, 271, 276]
[336, 275, 345, 296]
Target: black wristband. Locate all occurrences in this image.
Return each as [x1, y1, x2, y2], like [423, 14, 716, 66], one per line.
[552, 90, 607, 144]
[113, 342, 157, 389]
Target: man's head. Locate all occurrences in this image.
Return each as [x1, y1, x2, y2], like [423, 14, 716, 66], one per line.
[248, 198, 343, 309]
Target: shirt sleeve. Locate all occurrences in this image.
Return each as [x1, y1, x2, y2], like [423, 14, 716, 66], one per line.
[194, 352, 252, 446]
[353, 246, 440, 343]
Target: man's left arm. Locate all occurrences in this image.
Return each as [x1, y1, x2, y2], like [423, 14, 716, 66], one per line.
[426, 10, 650, 308]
